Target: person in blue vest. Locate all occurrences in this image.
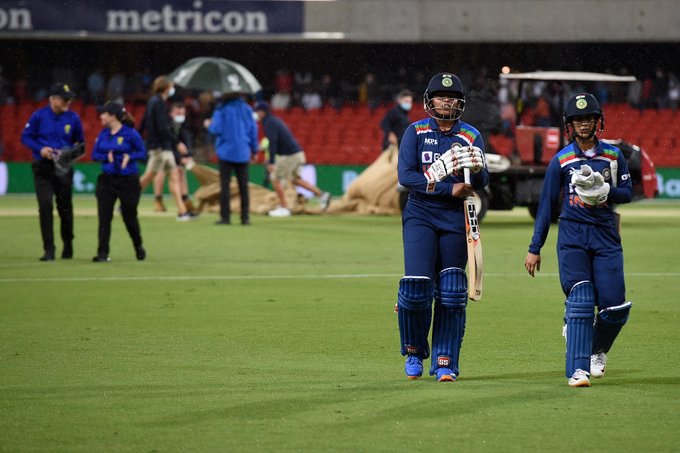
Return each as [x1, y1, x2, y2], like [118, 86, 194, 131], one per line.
[396, 73, 487, 382]
[21, 83, 84, 261]
[525, 93, 634, 387]
[91, 101, 147, 262]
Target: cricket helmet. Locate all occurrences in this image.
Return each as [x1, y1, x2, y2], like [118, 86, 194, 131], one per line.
[423, 73, 466, 121]
[563, 93, 604, 138]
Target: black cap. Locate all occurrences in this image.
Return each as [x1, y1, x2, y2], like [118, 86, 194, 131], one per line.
[425, 73, 465, 96]
[253, 101, 270, 113]
[49, 83, 75, 100]
[96, 101, 126, 119]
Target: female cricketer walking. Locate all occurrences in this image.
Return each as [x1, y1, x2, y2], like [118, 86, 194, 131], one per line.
[396, 73, 487, 382]
[525, 93, 634, 387]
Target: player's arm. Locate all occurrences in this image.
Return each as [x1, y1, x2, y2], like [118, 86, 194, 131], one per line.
[264, 121, 278, 165]
[20, 112, 49, 159]
[71, 116, 85, 145]
[608, 153, 634, 204]
[397, 126, 453, 197]
[91, 133, 109, 162]
[526, 157, 561, 275]
[127, 129, 148, 162]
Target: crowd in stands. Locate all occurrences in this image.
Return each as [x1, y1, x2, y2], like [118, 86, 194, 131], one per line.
[1, 64, 679, 166]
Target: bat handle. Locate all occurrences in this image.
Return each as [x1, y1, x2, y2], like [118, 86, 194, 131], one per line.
[464, 167, 471, 185]
[610, 161, 618, 188]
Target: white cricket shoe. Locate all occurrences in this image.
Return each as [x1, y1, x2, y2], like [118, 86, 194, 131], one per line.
[568, 369, 591, 387]
[268, 206, 291, 217]
[591, 352, 607, 378]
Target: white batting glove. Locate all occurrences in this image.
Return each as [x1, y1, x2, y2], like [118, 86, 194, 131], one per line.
[576, 181, 610, 206]
[571, 164, 604, 189]
[424, 149, 455, 183]
[452, 145, 485, 174]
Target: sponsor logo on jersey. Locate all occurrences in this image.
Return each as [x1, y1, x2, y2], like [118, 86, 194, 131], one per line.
[424, 138, 437, 145]
[621, 173, 630, 181]
[422, 151, 433, 163]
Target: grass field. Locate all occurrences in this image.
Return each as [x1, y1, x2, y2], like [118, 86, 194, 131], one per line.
[1, 195, 679, 452]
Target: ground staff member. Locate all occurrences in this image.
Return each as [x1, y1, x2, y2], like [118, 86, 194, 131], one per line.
[525, 93, 634, 387]
[205, 94, 258, 225]
[21, 83, 83, 261]
[91, 101, 147, 262]
[396, 73, 487, 382]
[139, 76, 195, 221]
[254, 101, 330, 217]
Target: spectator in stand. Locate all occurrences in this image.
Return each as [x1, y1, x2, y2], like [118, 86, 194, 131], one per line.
[652, 67, 669, 109]
[85, 68, 106, 105]
[270, 90, 292, 110]
[20, 83, 83, 261]
[106, 72, 126, 104]
[274, 68, 293, 94]
[358, 73, 379, 110]
[380, 89, 413, 151]
[668, 72, 679, 112]
[319, 73, 341, 110]
[205, 94, 258, 225]
[301, 86, 323, 111]
[91, 101, 147, 262]
[254, 101, 330, 217]
[139, 76, 196, 220]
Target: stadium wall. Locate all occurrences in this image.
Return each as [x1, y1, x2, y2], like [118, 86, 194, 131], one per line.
[1, 0, 679, 42]
[1, 163, 679, 199]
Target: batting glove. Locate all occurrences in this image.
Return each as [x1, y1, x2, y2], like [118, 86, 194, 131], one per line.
[424, 149, 455, 183]
[576, 181, 610, 206]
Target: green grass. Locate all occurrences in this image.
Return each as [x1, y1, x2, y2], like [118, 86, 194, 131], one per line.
[1, 195, 679, 452]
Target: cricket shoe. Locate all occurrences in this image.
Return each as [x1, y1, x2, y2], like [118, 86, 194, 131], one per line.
[319, 192, 331, 212]
[435, 368, 457, 382]
[568, 369, 591, 387]
[268, 206, 291, 217]
[404, 355, 423, 380]
[590, 352, 607, 378]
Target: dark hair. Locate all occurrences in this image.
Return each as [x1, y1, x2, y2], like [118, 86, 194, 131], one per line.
[397, 89, 413, 98]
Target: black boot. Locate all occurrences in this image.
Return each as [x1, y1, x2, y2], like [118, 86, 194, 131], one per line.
[39, 249, 55, 262]
[61, 242, 73, 259]
[135, 245, 146, 261]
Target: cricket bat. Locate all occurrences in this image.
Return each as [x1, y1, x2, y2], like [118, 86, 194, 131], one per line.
[611, 160, 621, 234]
[464, 168, 483, 301]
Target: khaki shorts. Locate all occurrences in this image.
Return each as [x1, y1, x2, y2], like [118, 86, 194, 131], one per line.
[147, 149, 177, 173]
[272, 151, 305, 181]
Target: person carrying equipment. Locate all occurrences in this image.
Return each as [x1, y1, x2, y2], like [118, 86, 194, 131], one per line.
[396, 73, 487, 382]
[525, 93, 634, 387]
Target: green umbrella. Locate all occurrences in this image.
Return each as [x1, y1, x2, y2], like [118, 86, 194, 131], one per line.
[167, 57, 262, 95]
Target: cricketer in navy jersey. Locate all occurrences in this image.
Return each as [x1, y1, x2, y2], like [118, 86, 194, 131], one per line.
[525, 93, 634, 387]
[396, 73, 488, 382]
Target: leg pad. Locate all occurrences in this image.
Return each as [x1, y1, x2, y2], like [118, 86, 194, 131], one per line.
[431, 268, 467, 375]
[564, 281, 595, 377]
[398, 277, 433, 359]
[593, 301, 632, 354]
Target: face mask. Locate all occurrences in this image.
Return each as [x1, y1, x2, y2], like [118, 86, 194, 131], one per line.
[253, 112, 260, 122]
[168, 86, 176, 97]
[173, 115, 185, 124]
[400, 101, 412, 111]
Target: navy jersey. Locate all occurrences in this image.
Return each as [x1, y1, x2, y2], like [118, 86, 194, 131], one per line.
[21, 106, 84, 161]
[261, 114, 302, 163]
[529, 140, 634, 254]
[92, 125, 147, 176]
[398, 117, 489, 214]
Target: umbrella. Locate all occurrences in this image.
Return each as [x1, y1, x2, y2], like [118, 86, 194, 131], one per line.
[167, 57, 262, 95]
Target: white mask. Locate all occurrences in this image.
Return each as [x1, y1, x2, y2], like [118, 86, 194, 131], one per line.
[168, 86, 176, 97]
[173, 115, 185, 124]
[400, 101, 413, 111]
